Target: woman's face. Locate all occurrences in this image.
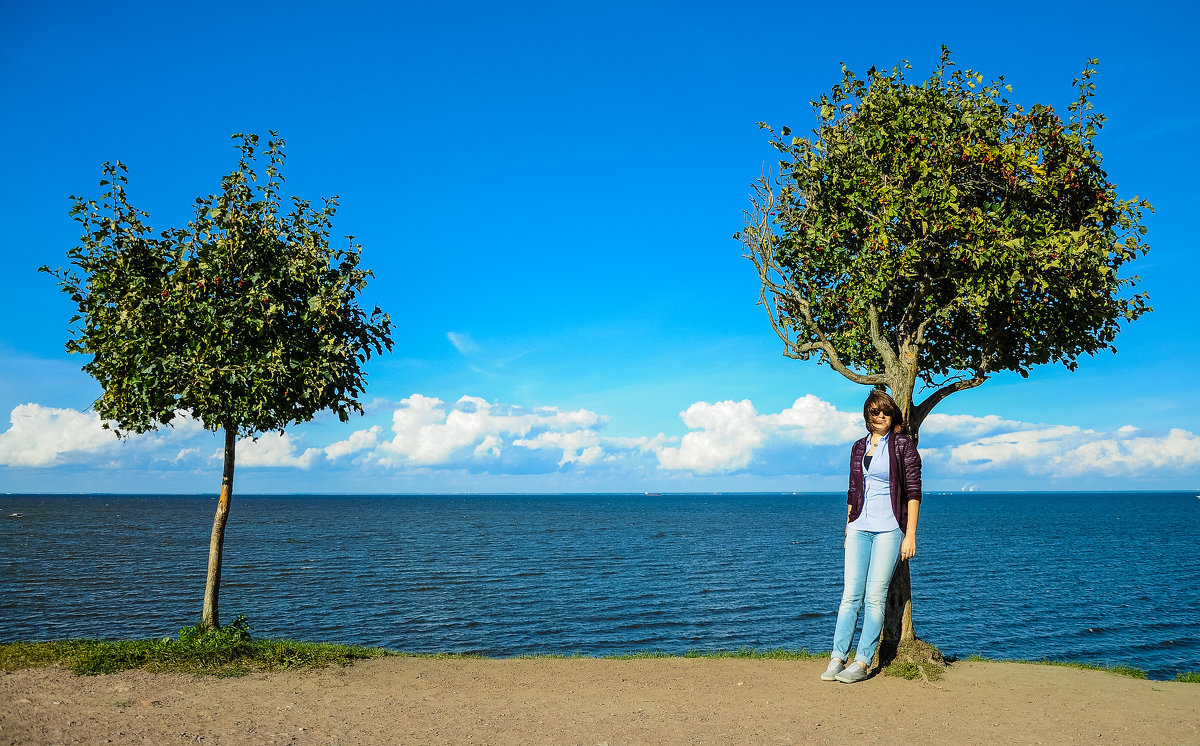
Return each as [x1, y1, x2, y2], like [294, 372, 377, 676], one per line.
[867, 405, 893, 436]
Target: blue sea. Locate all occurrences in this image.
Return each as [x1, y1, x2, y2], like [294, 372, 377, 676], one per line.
[1, 492, 1197, 680]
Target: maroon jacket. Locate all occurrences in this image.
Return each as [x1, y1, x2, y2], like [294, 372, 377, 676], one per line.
[846, 433, 922, 533]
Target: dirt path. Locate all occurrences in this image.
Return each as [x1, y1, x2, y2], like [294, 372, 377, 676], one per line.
[2, 658, 1196, 744]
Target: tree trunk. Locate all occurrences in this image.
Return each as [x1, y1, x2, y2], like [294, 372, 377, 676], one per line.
[200, 427, 236, 631]
[873, 559, 915, 666]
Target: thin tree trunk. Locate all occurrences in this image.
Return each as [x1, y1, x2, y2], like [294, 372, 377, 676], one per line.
[200, 427, 236, 631]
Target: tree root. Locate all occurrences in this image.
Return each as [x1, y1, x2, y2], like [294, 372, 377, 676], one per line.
[881, 638, 945, 683]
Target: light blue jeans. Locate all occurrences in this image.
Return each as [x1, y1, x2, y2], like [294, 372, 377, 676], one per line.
[831, 528, 903, 665]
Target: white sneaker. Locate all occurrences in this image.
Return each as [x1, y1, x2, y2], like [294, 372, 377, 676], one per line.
[820, 658, 845, 681]
[835, 661, 870, 683]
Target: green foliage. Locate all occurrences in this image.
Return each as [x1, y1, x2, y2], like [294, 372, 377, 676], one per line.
[1, 618, 393, 677]
[41, 132, 393, 438]
[738, 47, 1151, 427]
[883, 659, 943, 681]
[1175, 671, 1200, 683]
[883, 661, 922, 679]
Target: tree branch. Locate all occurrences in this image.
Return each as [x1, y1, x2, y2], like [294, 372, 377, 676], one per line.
[741, 172, 889, 387]
[866, 302, 898, 371]
[912, 357, 991, 428]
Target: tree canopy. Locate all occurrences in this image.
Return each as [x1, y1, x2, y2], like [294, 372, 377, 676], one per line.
[45, 132, 393, 439]
[737, 48, 1151, 433]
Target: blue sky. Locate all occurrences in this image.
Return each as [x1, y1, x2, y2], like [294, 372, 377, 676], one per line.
[2, 0, 1197, 493]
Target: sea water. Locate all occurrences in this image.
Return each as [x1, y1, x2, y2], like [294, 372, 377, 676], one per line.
[1, 492, 1196, 680]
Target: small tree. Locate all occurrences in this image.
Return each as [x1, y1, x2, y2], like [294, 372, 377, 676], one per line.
[737, 49, 1150, 665]
[42, 132, 393, 630]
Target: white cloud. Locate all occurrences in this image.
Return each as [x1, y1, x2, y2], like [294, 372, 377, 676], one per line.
[1058, 428, 1200, 476]
[922, 412, 1025, 438]
[657, 395, 861, 474]
[945, 425, 1200, 476]
[658, 399, 765, 473]
[375, 394, 605, 467]
[447, 332, 479, 355]
[0, 404, 216, 470]
[514, 429, 606, 466]
[324, 426, 382, 461]
[948, 425, 1082, 467]
[0, 403, 116, 466]
[173, 447, 203, 464]
[474, 434, 504, 459]
[763, 394, 863, 444]
[235, 432, 321, 469]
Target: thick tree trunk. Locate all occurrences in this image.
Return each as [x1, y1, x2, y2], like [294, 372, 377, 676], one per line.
[873, 559, 915, 666]
[200, 427, 236, 631]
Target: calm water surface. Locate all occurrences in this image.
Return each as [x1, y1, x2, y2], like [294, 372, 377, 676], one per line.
[1, 492, 1196, 680]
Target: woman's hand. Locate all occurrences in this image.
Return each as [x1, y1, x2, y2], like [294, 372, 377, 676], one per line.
[901, 499, 919, 561]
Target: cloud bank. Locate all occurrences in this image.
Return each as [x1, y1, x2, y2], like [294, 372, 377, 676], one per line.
[2, 394, 1198, 487]
[0, 403, 115, 466]
[657, 395, 861, 473]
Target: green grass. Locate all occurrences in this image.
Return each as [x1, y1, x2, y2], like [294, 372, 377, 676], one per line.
[516, 647, 821, 661]
[0, 637, 398, 677]
[4, 623, 1182, 683]
[0, 616, 400, 677]
[882, 661, 921, 679]
[0, 636, 823, 677]
[960, 654, 1148, 679]
[878, 639, 945, 681]
[610, 647, 822, 661]
[882, 659, 944, 681]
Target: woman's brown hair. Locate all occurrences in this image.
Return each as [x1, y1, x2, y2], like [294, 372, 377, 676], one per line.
[862, 389, 906, 434]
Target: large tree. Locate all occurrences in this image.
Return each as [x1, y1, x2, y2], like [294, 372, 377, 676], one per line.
[43, 132, 393, 630]
[736, 49, 1150, 667]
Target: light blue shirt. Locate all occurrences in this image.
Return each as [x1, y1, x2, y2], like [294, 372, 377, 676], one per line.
[850, 432, 900, 532]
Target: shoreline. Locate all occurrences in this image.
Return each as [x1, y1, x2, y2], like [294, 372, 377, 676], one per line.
[3, 657, 1197, 745]
[5, 639, 1189, 682]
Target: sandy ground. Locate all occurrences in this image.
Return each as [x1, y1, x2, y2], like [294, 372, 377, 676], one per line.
[1, 658, 1197, 745]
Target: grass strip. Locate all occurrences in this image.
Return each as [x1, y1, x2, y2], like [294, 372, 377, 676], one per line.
[0, 638, 399, 678]
[0, 638, 822, 677]
[962, 653, 1148, 679]
[4, 630, 1184, 683]
[605, 647, 822, 661]
[0, 616, 404, 677]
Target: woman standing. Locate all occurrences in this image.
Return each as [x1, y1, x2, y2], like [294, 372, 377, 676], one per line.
[821, 389, 921, 683]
